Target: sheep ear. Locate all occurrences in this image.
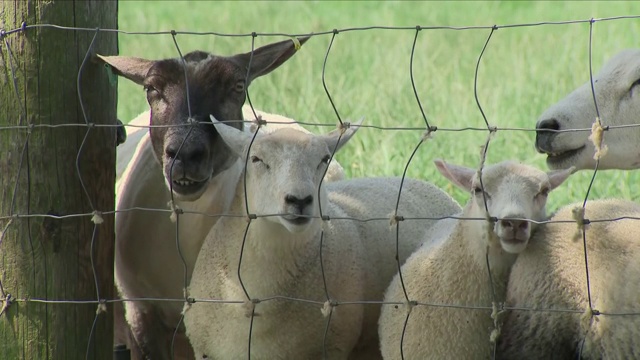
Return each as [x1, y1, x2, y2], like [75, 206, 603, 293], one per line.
[321, 117, 365, 154]
[96, 54, 155, 85]
[434, 159, 475, 191]
[210, 115, 253, 158]
[547, 166, 575, 191]
[231, 36, 311, 84]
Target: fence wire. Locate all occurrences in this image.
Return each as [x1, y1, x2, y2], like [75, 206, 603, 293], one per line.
[1, 14, 640, 360]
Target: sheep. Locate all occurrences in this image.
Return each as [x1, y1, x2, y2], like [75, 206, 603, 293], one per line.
[115, 107, 345, 181]
[534, 48, 640, 171]
[183, 116, 463, 359]
[378, 160, 574, 360]
[98, 37, 345, 360]
[497, 199, 640, 359]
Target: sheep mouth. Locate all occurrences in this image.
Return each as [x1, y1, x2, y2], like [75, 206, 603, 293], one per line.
[283, 215, 312, 226]
[500, 237, 527, 245]
[541, 146, 585, 169]
[169, 177, 209, 195]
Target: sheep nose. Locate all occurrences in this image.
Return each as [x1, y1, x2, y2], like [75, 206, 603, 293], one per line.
[285, 195, 314, 210]
[499, 219, 529, 232]
[165, 143, 206, 164]
[535, 118, 560, 152]
[537, 118, 560, 131]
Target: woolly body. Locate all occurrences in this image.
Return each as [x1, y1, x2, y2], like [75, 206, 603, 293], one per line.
[499, 199, 640, 359]
[378, 160, 573, 360]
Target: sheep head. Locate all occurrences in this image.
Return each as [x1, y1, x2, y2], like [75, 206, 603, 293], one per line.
[434, 160, 574, 254]
[535, 48, 640, 171]
[212, 115, 363, 234]
[97, 37, 310, 201]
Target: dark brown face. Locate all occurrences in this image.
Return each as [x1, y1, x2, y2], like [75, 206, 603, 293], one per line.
[99, 36, 311, 201]
[142, 52, 246, 200]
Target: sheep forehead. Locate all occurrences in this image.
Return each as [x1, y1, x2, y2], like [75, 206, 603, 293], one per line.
[149, 54, 238, 86]
[477, 162, 548, 195]
[251, 129, 328, 166]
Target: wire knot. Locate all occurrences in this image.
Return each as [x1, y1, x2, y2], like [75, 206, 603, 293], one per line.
[91, 210, 104, 224]
[415, 25, 422, 31]
[246, 213, 257, 222]
[21, 22, 27, 32]
[489, 301, 506, 343]
[170, 29, 177, 36]
[0, 293, 13, 318]
[388, 211, 403, 227]
[404, 300, 417, 315]
[243, 298, 260, 318]
[96, 299, 107, 315]
[588, 117, 608, 161]
[422, 126, 437, 141]
[251, 32, 257, 38]
[321, 299, 338, 317]
[332, 29, 339, 35]
[290, 36, 302, 51]
[168, 200, 183, 223]
[571, 206, 588, 242]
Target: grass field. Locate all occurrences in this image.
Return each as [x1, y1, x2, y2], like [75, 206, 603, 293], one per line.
[117, 1, 640, 212]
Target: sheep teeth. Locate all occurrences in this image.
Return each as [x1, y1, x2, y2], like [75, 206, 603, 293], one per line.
[174, 180, 194, 186]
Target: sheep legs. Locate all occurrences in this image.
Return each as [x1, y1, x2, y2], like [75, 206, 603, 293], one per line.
[124, 301, 195, 360]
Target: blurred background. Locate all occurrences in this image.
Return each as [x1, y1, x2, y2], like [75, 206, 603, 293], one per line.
[117, 1, 640, 210]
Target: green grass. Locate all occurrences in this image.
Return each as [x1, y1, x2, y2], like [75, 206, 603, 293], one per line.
[117, 0, 640, 212]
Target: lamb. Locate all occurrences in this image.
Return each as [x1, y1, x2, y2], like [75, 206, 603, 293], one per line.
[534, 48, 640, 171]
[98, 37, 349, 360]
[378, 160, 573, 360]
[497, 199, 640, 359]
[183, 116, 462, 359]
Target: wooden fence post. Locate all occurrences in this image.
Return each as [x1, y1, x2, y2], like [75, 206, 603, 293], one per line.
[0, 1, 118, 358]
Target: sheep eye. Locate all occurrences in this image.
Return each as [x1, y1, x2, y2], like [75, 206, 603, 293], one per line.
[143, 85, 157, 94]
[321, 155, 331, 164]
[631, 78, 640, 92]
[234, 80, 245, 93]
[473, 186, 484, 194]
[251, 156, 269, 169]
[537, 187, 550, 198]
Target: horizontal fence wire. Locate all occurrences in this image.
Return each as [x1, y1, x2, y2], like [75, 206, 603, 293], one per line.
[1, 14, 640, 360]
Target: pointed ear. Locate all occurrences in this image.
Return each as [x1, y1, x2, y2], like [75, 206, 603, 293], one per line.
[434, 159, 476, 191]
[321, 117, 365, 154]
[210, 115, 253, 158]
[96, 54, 155, 85]
[547, 166, 575, 191]
[232, 36, 311, 84]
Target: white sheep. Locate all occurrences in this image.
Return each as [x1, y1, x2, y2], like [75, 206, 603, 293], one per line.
[100, 36, 352, 359]
[534, 48, 640, 171]
[378, 160, 573, 360]
[498, 199, 640, 359]
[183, 117, 462, 359]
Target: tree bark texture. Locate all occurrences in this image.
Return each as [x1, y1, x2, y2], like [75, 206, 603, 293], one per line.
[0, 1, 118, 359]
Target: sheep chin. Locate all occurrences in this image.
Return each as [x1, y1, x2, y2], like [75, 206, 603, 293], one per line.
[499, 237, 529, 254]
[545, 145, 586, 170]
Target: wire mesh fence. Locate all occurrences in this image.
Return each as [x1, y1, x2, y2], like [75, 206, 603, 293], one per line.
[1, 14, 640, 360]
